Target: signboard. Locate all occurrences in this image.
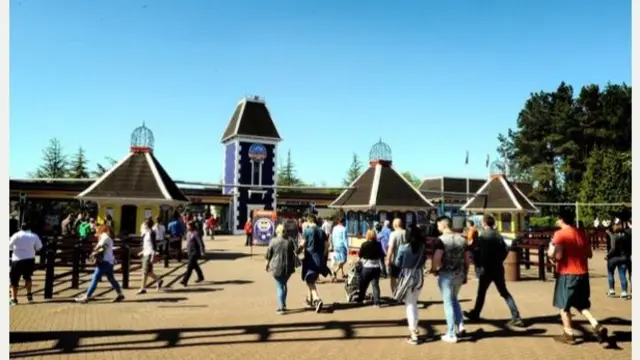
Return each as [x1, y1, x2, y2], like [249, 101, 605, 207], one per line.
[252, 209, 277, 246]
[248, 143, 267, 161]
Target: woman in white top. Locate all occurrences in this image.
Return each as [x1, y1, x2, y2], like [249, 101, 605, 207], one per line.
[138, 218, 163, 294]
[76, 225, 125, 303]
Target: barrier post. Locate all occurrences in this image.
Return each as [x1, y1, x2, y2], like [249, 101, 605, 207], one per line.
[537, 243, 546, 281]
[44, 250, 56, 299]
[164, 238, 170, 268]
[122, 245, 130, 289]
[524, 248, 531, 270]
[71, 245, 80, 289]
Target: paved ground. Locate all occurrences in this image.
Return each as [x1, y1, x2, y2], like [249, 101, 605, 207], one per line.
[10, 235, 633, 360]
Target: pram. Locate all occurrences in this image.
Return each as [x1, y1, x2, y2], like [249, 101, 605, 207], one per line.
[345, 261, 363, 302]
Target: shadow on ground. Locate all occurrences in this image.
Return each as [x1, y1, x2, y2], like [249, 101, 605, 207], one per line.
[9, 316, 631, 358]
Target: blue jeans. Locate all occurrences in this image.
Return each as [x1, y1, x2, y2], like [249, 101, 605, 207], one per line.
[607, 261, 629, 292]
[274, 273, 291, 309]
[438, 272, 464, 337]
[86, 261, 122, 297]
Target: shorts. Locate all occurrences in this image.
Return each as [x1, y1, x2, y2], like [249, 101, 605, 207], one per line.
[389, 264, 401, 278]
[10, 259, 35, 287]
[553, 274, 591, 311]
[142, 255, 154, 274]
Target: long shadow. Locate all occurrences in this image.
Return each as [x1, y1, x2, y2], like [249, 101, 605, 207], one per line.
[198, 280, 253, 286]
[11, 314, 630, 358]
[203, 252, 250, 261]
[163, 287, 223, 294]
[42, 297, 188, 304]
[326, 299, 470, 313]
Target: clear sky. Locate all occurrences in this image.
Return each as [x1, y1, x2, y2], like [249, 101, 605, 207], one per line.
[9, 0, 631, 186]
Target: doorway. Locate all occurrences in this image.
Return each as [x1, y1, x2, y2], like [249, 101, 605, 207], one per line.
[120, 205, 138, 236]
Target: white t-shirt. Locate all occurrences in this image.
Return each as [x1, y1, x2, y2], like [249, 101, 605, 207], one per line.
[142, 230, 156, 256]
[388, 229, 407, 262]
[9, 230, 43, 261]
[153, 224, 166, 241]
[97, 233, 115, 264]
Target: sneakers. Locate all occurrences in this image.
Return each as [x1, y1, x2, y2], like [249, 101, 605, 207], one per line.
[304, 298, 313, 308]
[75, 296, 89, 304]
[406, 336, 419, 345]
[508, 318, 526, 327]
[553, 331, 576, 345]
[112, 294, 125, 303]
[137, 289, 147, 295]
[607, 290, 616, 297]
[463, 310, 480, 321]
[592, 324, 608, 343]
[441, 334, 458, 343]
[620, 291, 629, 299]
[314, 299, 323, 313]
[9, 298, 17, 306]
[26, 293, 34, 304]
[276, 308, 287, 315]
[156, 280, 164, 290]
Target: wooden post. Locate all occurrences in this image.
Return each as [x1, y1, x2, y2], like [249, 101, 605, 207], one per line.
[524, 248, 531, 269]
[71, 245, 81, 289]
[44, 250, 56, 299]
[538, 243, 546, 281]
[164, 237, 170, 268]
[121, 245, 130, 289]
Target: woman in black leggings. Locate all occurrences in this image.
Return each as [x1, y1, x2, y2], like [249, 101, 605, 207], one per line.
[357, 229, 385, 306]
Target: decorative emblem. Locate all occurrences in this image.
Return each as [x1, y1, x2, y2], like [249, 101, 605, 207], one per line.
[248, 143, 267, 161]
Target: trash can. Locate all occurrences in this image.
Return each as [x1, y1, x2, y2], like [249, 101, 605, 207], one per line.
[504, 247, 521, 282]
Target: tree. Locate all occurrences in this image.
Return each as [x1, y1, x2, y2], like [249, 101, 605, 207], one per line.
[93, 157, 118, 177]
[68, 147, 90, 178]
[277, 150, 304, 186]
[401, 171, 421, 188]
[497, 82, 631, 208]
[33, 138, 68, 178]
[578, 147, 631, 225]
[343, 153, 363, 186]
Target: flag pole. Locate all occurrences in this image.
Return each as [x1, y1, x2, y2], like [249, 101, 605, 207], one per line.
[465, 151, 470, 217]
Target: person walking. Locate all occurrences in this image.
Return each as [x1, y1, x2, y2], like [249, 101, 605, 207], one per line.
[137, 219, 163, 295]
[357, 229, 384, 306]
[76, 225, 125, 303]
[181, 221, 205, 286]
[386, 218, 407, 294]
[605, 223, 631, 299]
[9, 222, 43, 305]
[393, 224, 427, 345]
[298, 214, 330, 313]
[430, 216, 471, 343]
[60, 214, 74, 237]
[463, 215, 524, 327]
[265, 224, 297, 314]
[548, 210, 609, 344]
[330, 218, 349, 281]
[244, 218, 253, 247]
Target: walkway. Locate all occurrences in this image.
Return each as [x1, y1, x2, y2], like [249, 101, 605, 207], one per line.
[10, 235, 632, 360]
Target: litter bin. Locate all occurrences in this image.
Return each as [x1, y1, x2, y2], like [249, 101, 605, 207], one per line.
[504, 247, 521, 282]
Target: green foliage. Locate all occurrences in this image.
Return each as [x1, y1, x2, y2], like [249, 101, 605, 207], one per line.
[277, 150, 305, 186]
[343, 153, 363, 186]
[400, 171, 421, 188]
[68, 147, 90, 178]
[528, 216, 556, 229]
[33, 138, 68, 178]
[578, 147, 631, 225]
[498, 82, 631, 211]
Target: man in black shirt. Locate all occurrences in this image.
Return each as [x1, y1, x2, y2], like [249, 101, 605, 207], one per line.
[463, 214, 524, 327]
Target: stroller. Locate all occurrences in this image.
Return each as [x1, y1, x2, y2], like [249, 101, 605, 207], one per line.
[345, 261, 364, 302]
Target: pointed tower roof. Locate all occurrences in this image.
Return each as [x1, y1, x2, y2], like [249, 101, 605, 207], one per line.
[221, 96, 282, 143]
[77, 123, 189, 204]
[460, 162, 538, 213]
[330, 140, 435, 211]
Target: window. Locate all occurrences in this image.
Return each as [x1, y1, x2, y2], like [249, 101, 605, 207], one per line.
[251, 160, 263, 186]
[501, 212, 512, 233]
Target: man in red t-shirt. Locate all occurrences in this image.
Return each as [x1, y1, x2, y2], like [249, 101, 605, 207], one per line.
[548, 210, 608, 345]
[244, 218, 253, 247]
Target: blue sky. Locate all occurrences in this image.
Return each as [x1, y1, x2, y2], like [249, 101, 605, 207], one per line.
[9, 0, 631, 186]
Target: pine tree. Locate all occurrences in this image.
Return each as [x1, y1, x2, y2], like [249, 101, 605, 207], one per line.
[68, 147, 90, 178]
[277, 150, 303, 186]
[343, 153, 363, 186]
[33, 138, 68, 178]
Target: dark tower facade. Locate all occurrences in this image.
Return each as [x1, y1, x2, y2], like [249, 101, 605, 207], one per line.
[221, 96, 282, 234]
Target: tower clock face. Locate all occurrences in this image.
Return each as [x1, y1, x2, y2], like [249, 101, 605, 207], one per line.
[248, 143, 267, 160]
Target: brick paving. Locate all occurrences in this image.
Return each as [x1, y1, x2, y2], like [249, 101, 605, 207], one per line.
[10, 235, 632, 360]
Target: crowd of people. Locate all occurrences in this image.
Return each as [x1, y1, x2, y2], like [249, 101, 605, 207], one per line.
[264, 211, 625, 345]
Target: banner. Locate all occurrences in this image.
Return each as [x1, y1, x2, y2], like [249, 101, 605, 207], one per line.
[252, 210, 278, 246]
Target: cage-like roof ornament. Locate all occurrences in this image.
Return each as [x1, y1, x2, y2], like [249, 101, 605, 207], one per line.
[369, 139, 392, 165]
[489, 160, 505, 177]
[131, 122, 155, 151]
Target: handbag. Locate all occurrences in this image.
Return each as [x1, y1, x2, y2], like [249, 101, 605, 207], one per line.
[392, 244, 425, 302]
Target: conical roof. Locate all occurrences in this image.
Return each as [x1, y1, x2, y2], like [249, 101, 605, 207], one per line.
[77, 149, 188, 204]
[221, 96, 281, 142]
[330, 163, 434, 211]
[460, 175, 538, 213]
